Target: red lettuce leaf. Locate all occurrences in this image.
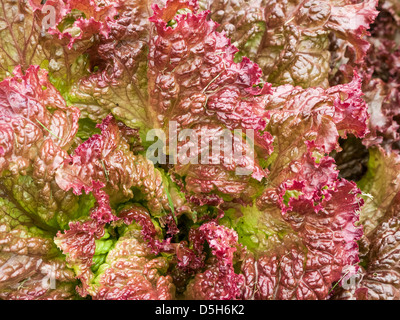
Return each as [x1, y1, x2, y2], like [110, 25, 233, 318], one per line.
[54, 182, 117, 297]
[0, 0, 380, 301]
[332, 147, 400, 300]
[89, 205, 176, 300]
[55, 114, 173, 216]
[183, 222, 244, 300]
[172, 123, 268, 201]
[0, 0, 117, 95]
[235, 179, 363, 300]
[0, 65, 94, 229]
[264, 71, 369, 199]
[149, 1, 271, 132]
[118, 205, 175, 255]
[0, 195, 78, 300]
[201, 0, 378, 88]
[361, 2, 400, 153]
[67, 0, 151, 128]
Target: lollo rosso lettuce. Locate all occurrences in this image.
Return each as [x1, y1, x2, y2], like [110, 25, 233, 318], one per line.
[2, 0, 397, 301]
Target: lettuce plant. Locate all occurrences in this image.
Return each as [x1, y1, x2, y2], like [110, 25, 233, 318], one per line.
[1, 0, 398, 300]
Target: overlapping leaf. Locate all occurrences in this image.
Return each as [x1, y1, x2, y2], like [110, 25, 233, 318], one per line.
[0, 0, 118, 94]
[200, 0, 378, 88]
[0, 0, 381, 301]
[88, 205, 176, 300]
[332, 147, 400, 300]
[359, 1, 400, 153]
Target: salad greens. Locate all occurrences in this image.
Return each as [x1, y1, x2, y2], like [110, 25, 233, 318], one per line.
[1, 0, 399, 300]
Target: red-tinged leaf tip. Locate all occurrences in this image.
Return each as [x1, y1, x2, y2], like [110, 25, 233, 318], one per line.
[148, 0, 269, 134]
[69, 18, 111, 48]
[28, 0, 70, 26]
[329, 0, 379, 63]
[118, 206, 174, 254]
[183, 222, 244, 300]
[150, 0, 200, 25]
[329, 71, 370, 139]
[66, 0, 118, 21]
[55, 180, 118, 296]
[91, 186, 118, 224]
[0, 65, 80, 175]
[198, 221, 239, 263]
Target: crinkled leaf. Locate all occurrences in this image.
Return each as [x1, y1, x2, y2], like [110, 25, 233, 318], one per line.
[172, 123, 268, 201]
[67, 0, 151, 129]
[0, 66, 94, 229]
[55, 114, 173, 216]
[54, 183, 117, 297]
[264, 72, 369, 188]
[359, 2, 400, 153]
[333, 147, 400, 300]
[69, 0, 273, 138]
[147, 0, 274, 203]
[232, 178, 363, 299]
[183, 222, 244, 300]
[0, 0, 117, 94]
[148, 1, 271, 132]
[89, 206, 176, 300]
[0, 196, 78, 299]
[200, 0, 378, 88]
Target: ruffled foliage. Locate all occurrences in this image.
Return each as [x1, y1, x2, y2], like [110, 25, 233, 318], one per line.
[0, 0, 391, 301]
